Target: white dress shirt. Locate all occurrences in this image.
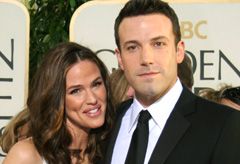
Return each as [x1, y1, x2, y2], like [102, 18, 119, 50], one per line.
[111, 79, 183, 164]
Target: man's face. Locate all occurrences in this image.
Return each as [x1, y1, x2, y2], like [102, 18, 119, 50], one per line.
[116, 14, 185, 107]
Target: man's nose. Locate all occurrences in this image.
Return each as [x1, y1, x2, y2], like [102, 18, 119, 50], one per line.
[140, 46, 154, 66]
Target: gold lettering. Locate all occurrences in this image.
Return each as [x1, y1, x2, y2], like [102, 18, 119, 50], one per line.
[181, 21, 193, 39]
[180, 20, 207, 39]
[195, 20, 207, 39]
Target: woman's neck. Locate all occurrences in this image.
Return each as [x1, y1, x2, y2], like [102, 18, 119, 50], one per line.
[69, 127, 89, 151]
[66, 118, 89, 149]
[66, 119, 90, 163]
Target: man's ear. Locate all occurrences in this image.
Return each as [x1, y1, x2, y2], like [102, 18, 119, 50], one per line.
[176, 41, 185, 64]
[115, 48, 124, 70]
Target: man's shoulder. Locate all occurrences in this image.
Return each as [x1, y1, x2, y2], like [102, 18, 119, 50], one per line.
[196, 94, 235, 113]
[190, 94, 240, 127]
[178, 88, 237, 120]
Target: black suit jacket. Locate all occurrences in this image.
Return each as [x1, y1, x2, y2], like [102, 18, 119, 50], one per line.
[105, 86, 240, 164]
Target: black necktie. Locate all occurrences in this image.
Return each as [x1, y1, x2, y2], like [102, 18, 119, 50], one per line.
[125, 110, 152, 164]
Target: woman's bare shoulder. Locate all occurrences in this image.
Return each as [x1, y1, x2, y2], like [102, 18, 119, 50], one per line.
[3, 138, 42, 164]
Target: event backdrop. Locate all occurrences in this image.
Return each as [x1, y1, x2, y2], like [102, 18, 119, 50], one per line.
[0, 0, 240, 161]
[0, 0, 29, 159]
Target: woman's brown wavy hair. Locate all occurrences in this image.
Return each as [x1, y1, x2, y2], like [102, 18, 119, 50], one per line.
[28, 42, 114, 164]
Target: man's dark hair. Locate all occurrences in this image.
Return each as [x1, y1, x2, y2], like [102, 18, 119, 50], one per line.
[178, 54, 194, 89]
[114, 0, 181, 50]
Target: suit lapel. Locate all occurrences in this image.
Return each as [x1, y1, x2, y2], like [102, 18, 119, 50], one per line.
[149, 87, 196, 164]
[105, 100, 133, 164]
[149, 109, 190, 164]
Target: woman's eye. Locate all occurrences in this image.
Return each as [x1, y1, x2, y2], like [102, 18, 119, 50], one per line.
[93, 81, 103, 87]
[70, 89, 80, 95]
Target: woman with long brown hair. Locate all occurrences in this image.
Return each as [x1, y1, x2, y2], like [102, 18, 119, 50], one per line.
[2, 42, 114, 164]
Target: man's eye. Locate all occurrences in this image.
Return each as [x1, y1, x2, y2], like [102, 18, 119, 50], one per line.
[127, 45, 137, 51]
[154, 41, 164, 47]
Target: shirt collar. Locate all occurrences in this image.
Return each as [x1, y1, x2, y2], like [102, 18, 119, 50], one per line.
[128, 79, 183, 132]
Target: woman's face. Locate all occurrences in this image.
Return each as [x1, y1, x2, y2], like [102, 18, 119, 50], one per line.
[65, 60, 107, 132]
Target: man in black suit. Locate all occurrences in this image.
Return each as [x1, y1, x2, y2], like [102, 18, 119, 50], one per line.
[105, 0, 240, 164]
